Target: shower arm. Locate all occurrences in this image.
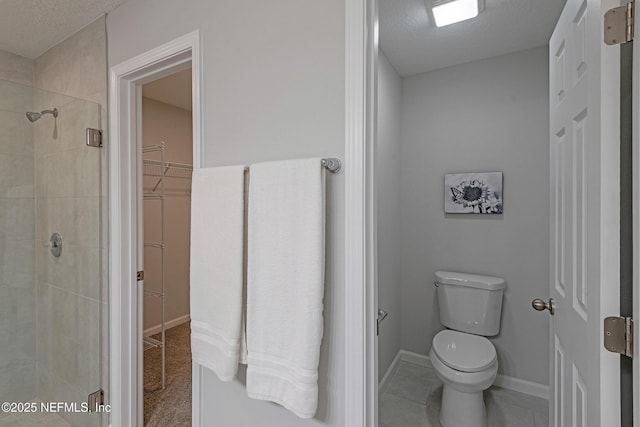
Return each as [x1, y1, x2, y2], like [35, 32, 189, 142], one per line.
[42, 109, 58, 118]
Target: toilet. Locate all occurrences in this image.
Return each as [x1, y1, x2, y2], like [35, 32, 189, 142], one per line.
[429, 271, 506, 427]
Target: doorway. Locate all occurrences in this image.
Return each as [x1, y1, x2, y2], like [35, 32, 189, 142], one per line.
[108, 31, 202, 427]
[140, 69, 194, 425]
[375, 30, 553, 427]
[373, 0, 628, 426]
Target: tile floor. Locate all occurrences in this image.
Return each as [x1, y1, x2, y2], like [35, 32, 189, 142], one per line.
[379, 360, 549, 427]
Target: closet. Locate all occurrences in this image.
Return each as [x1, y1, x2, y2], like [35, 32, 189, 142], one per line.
[142, 142, 193, 387]
[140, 68, 194, 425]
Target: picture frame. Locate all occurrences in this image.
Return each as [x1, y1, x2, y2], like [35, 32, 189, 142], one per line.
[444, 172, 503, 214]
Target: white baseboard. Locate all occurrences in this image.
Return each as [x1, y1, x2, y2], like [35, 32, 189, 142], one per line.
[380, 349, 549, 400]
[144, 314, 190, 336]
[398, 350, 433, 368]
[379, 351, 402, 391]
[493, 375, 549, 400]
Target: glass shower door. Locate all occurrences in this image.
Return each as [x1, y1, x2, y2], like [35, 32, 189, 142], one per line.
[0, 80, 106, 427]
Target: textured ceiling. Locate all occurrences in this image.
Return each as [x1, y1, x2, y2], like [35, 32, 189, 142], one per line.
[1, 0, 565, 75]
[0, 0, 128, 59]
[143, 69, 193, 111]
[380, 0, 567, 77]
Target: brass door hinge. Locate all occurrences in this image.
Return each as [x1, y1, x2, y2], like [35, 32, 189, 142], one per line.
[604, 316, 633, 357]
[605, 1, 634, 45]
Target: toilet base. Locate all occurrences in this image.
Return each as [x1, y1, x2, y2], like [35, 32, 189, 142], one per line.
[439, 384, 487, 427]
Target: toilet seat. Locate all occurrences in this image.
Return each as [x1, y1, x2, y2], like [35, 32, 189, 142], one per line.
[432, 330, 496, 373]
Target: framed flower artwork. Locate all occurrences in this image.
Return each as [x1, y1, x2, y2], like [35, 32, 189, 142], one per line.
[444, 172, 503, 214]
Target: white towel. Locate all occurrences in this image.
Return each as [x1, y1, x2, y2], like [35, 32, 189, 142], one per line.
[190, 165, 246, 382]
[246, 158, 326, 419]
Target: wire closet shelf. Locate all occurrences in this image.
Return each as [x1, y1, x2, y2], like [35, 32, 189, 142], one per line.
[141, 142, 193, 391]
[143, 159, 193, 178]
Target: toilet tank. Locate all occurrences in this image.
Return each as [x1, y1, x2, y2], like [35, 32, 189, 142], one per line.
[435, 271, 506, 336]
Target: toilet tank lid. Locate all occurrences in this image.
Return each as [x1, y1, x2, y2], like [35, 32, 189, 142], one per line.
[435, 271, 506, 290]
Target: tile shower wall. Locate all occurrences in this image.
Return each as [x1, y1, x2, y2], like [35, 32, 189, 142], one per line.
[33, 17, 107, 427]
[34, 93, 101, 427]
[0, 51, 36, 405]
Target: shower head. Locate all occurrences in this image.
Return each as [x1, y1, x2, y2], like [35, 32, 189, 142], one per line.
[25, 108, 58, 122]
[25, 112, 40, 122]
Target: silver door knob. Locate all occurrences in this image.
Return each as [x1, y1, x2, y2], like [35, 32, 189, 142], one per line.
[531, 298, 555, 315]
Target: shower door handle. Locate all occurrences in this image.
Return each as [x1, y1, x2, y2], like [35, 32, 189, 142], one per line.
[377, 309, 389, 336]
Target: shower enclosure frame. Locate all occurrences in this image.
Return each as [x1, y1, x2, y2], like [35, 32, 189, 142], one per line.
[108, 30, 202, 427]
[0, 78, 105, 425]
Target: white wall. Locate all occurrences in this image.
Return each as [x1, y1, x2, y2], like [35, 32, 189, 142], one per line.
[376, 50, 402, 381]
[107, 0, 345, 425]
[399, 47, 550, 385]
[142, 97, 192, 331]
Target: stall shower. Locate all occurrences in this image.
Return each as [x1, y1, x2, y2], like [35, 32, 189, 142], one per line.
[0, 78, 105, 427]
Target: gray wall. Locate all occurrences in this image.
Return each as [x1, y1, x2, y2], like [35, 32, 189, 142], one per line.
[107, 0, 345, 425]
[399, 47, 550, 384]
[376, 50, 402, 381]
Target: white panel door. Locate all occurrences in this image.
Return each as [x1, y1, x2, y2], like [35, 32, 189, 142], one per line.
[549, 1, 621, 426]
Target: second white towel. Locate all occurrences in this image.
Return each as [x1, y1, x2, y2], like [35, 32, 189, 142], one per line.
[190, 165, 246, 382]
[246, 158, 326, 419]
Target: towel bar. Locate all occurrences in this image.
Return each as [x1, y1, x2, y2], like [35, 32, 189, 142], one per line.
[242, 158, 342, 174]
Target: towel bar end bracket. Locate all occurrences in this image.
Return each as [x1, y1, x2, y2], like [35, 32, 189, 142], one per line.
[321, 158, 341, 174]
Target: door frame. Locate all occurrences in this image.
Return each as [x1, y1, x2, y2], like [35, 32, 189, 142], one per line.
[359, 1, 633, 426]
[108, 30, 203, 427]
[633, 2, 640, 425]
[345, 0, 378, 426]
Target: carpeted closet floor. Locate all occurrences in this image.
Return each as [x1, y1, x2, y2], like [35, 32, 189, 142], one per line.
[144, 321, 192, 426]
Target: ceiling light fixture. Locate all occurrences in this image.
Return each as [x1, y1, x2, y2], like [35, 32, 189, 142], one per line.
[430, 0, 481, 27]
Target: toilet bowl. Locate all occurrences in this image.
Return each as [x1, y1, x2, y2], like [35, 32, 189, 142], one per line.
[430, 329, 498, 427]
[430, 271, 505, 427]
